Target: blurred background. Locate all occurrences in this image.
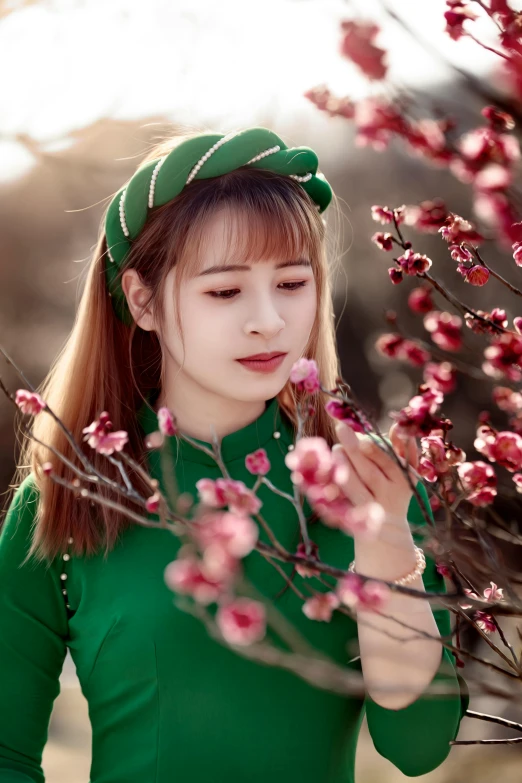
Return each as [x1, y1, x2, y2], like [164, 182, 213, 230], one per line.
[1, 0, 522, 780]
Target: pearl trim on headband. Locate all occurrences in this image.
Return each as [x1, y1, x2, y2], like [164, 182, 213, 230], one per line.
[119, 190, 129, 238]
[185, 131, 239, 187]
[246, 145, 281, 164]
[148, 157, 167, 209]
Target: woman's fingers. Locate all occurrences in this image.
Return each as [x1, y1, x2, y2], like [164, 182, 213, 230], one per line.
[332, 444, 373, 506]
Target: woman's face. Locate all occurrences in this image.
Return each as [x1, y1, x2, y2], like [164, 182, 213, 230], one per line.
[156, 209, 317, 404]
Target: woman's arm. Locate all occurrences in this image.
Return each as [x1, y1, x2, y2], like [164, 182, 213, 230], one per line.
[362, 483, 469, 776]
[0, 475, 69, 782]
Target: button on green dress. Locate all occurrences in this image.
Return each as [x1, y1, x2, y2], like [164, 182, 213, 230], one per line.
[0, 395, 468, 782]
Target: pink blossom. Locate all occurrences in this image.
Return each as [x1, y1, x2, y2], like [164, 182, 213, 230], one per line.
[371, 205, 396, 224]
[475, 427, 522, 472]
[424, 311, 463, 352]
[492, 386, 522, 413]
[514, 317, 522, 335]
[372, 231, 394, 251]
[42, 462, 54, 476]
[195, 477, 262, 516]
[295, 540, 320, 578]
[466, 308, 508, 335]
[375, 333, 405, 358]
[483, 333, 522, 381]
[15, 389, 46, 415]
[457, 264, 490, 286]
[82, 412, 129, 455]
[157, 407, 177, 436]
[457, 461, 497, 506]
[324, 399, 366, 433]
[483, 581, 504, 603]
[405, 199, 448, 233]
[400, 341, 431, 367]
[444, 3, 478, 41]
[419, 435, 465, 482]
[216, 598, 266, 645]
[512, 241, 522, 266]
[423, 362, 457, 394]
[513, 473, 522, 493]
[194, 510, 258, 562]
[439, 213, 484, 245]
[164, 554, 228, 605]
[449, 243, 473, 263]
[245, 448, 271, 476]
[339, 21, 387, 81]
[356, 100, 407, 150]
[391, 388, 445, 439]
[289, 358, 321, 394]
[337, 572, 391, 612]
[145, 492, 161, 513]
[302, 592, 340, 622]
[397, 248, 432, 276]
[474, 612, 496, 634]
[408, 287, 434, 314]
[285, 437, 337, 491]
[388, 267, 403, 285]
[436, 563, 452, 578]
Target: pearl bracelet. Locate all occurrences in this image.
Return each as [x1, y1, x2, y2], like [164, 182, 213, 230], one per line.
[348, 545, 426, 587]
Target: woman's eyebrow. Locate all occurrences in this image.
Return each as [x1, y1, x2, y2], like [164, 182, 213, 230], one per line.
[197, 259, 312, 277]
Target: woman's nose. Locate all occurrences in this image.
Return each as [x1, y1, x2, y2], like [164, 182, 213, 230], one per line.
[244, 295, 285, 337]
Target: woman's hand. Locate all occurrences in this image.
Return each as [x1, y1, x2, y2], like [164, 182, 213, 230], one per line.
[332, 421, 419, 524]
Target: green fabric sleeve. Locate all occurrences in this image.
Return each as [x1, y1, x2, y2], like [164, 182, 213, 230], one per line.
[0, 475, 68, 782]
[364, 481, 469, 777]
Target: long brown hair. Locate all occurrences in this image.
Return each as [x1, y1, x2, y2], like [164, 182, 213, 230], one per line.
[6, 126, 343, 564]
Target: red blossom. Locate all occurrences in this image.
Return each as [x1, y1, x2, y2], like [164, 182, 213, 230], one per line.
[164, 553, 231, 605]
[465, 308, 508, 335]
[449, 244, 473, 263]
[391, 388, 445, 439]
[324, 399, 366, 433]
[492, 386, 522, 413]
[372, 231, 394, 251]
[295, 540, 320, 578]
[339, 20, 388, 81]
[474, 426, 522, 472]
[375, 333, 405, 358]
[457, 461, 497, 506]
[388, 267, 403, 285]
[424, 311, 463, 352]
[145, 492, 161, 513]
[514, 317, 522, 335]
[337, 572, 391, 612]
[512, 241, 522, 266]
[397, 248, 433, 276]
[371, 205, 396, 224]
[303, 85, 356, 119]
[483, 332, 522, 380]
[439, 213, 484, 245]
[423, 362, 457, 394]
[355, 99, 408, 149]
[457, 264, 490, 286]
[444, 2, 479, 41]
[408, 286, 434, 314]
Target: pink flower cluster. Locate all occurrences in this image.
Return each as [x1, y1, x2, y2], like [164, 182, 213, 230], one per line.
[82, 411, 129, 456]
[423, 362, 457, 394]
[193, 510, 259, 580]
[324, 399, 366, 433]
[289, 358, 321, 394]
[375, 333, 431, 368]
[15, 389, 46, 415]
[302, 572, 390, 621]
[424, 311, 463, 352]
[339, 20, 388, 81]
[418, 435, 465, 482]
[196, 477, 262, 516]
[461, 581, 504, 635]
[408, 286, 434, 314]
[474, 425, 522, 473]
[245, 448, 271, 476]
[483, 332, 522, 381]
[284, 437, 384, 538]
[492, 386, 522, 433]
[439, 213, 484, 245]
[457, 461, 497, 506]
[392, 388, 446, 440]
[465, 307, 508, 335]
[371, 204, 405, 225]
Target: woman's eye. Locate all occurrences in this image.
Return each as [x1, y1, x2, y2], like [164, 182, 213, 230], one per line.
[207, 281, 308, 299]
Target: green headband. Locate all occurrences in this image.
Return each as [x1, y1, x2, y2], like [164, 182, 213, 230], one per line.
[104, 126, 333, 325]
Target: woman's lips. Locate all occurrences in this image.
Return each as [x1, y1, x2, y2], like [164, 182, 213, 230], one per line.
[236, 353, 287, 373]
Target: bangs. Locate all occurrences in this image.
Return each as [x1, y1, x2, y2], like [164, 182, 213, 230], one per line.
[177, 177, 324, 280]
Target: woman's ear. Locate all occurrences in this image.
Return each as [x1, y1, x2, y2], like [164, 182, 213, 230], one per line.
[121, 269, 155, 331]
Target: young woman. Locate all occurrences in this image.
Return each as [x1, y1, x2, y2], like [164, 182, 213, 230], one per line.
[1, 126, 467, 783]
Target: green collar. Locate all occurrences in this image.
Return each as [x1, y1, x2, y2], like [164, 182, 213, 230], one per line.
[137, 393, 293, 466]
